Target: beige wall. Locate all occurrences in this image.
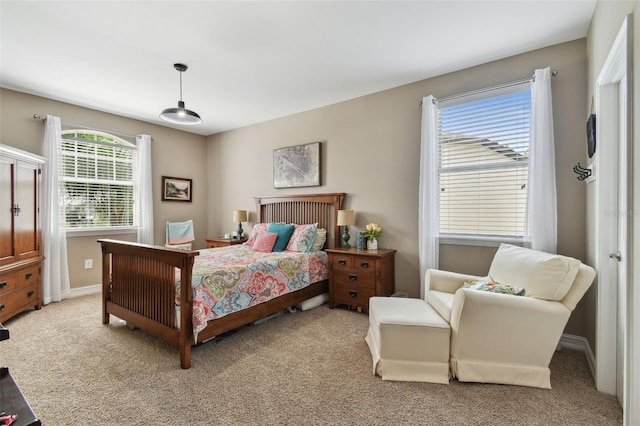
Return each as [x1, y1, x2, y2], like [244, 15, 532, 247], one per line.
[0, 88, 208, 288]
[584, 1, 639, 352]
[206, 39, 590, 335]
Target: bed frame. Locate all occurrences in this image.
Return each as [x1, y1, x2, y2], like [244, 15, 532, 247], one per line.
[99, 192, 345, 369]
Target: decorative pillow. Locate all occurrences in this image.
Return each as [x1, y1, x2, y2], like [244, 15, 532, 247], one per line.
[488, 243, 580, 301]
[267, 223, 295, 252]
[252, 232, 278, 253]
[286, 223, 318, 252]
[309, 228, 327, 251]
[244, 223, 269, 247]
[463, 279, 525, 296]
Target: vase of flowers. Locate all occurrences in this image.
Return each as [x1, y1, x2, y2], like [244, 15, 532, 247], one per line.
[364, 223, 382, 250]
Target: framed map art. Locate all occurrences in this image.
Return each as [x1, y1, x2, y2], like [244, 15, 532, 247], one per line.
[273, 142, 321, 188]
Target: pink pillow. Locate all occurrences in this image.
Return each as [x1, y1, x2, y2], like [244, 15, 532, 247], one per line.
[252, 232, 278, 252]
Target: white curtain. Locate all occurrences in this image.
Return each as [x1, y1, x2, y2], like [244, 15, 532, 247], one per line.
[418, 95, 440, 299]
[136, 134, 154, 244]
[42, 115, 71, 304]
[526, 67, 557, 253]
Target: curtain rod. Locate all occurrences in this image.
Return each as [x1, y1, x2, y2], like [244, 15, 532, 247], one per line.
[32, 114, 152, 141]
[419, 69, 558, 107]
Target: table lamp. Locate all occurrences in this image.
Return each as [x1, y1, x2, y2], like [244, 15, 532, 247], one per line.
[233, 210, 248, 239]
[337, 210, 355, 248]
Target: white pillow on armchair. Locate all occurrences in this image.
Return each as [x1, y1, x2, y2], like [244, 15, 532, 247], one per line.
[488, 244, 580, 301]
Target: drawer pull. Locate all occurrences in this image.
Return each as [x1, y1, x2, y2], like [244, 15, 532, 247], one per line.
[0, 304, 4, 311]
[348, 274, 357, 281]
[0, 281, 6, 289]
[338, 259, 347, 265]
[25, 272, 32, 280]
[349, 290, 358, 297]
[27, 290, 34, 297]
[360, 261, 369, 268]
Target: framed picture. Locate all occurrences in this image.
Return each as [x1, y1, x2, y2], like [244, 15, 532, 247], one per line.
[162, 176, 192, 202]
[273, 142, 321, 188]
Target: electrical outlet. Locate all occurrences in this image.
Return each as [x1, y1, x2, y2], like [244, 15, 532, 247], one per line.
[84, 259, 93, 269]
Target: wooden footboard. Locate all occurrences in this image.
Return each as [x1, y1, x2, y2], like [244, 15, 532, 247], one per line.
[100, 239, 197, 368]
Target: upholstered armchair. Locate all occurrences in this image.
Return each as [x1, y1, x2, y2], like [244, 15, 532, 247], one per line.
[425, 243, 596, 389]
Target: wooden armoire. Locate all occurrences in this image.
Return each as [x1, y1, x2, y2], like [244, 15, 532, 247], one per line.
[0, 144, 45, 322]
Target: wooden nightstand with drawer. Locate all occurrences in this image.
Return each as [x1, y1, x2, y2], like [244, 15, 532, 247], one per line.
[325, 247, 396, 312]
[205, 237, 248, 248]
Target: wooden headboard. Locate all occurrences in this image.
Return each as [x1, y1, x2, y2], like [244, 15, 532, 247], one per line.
[254, 193, 345, 249]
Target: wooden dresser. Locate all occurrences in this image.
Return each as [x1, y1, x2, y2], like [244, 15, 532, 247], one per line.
[0, 144, 45, 323]
[326, 247, 396, 312]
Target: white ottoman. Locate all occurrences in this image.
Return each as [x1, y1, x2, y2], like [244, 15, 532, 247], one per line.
[365, 297, 451, 384]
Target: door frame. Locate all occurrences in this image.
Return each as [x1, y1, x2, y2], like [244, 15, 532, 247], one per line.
[595, 13, 635, 425]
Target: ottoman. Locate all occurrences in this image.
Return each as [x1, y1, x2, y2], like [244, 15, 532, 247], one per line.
[365, 296, 451, 384]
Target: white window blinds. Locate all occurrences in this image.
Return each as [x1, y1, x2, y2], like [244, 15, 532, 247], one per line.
[438, 82, 531, 238]
[59, 131, 137, 229]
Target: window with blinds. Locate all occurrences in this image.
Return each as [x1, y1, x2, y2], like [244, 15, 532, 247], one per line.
[438, 83, 530, 238]
[59, 130, 137, 229]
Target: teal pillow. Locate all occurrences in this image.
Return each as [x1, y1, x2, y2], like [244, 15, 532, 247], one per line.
[267, 223, 295, 252]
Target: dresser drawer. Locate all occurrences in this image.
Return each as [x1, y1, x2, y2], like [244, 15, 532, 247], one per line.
[331, 255, 353, 269]
[332, 269, 376, 287]
[353, 257, 377, 272]
[0, 272, 17, 296]
[0, 282, 39, 318]
[17, 264, 40, 287]
[332, 282, 375, 307]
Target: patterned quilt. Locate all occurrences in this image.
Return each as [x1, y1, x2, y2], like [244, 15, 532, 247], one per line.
[176, 245, 329, 338]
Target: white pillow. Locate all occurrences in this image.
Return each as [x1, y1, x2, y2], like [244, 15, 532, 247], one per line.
[309, 228, 327, 251]
[488, 244, 580, 301]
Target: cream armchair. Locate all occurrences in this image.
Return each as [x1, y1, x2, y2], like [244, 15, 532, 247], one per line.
[425, 243, 596, 389]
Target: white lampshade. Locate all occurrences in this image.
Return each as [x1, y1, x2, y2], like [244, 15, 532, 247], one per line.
[337, 210, 355, 226]
[233, 210, 248, 222]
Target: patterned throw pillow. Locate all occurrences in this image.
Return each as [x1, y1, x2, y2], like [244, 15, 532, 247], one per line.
[463, 279, 525, 296]
[286, 223, 318, 253]
[244, 223, 269, 247]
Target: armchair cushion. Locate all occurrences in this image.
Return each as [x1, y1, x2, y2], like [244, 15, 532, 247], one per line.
[488, 244, 580, 301]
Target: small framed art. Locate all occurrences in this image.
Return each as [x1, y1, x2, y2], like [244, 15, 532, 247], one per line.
[162, 176, 192, 202]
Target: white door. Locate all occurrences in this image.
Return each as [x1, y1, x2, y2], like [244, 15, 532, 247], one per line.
[614, 75, 628, 407]
[595, 14, 636, 425]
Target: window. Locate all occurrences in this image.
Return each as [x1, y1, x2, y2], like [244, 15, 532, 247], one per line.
[59, 130, 138, 230]
[437, 83, 530, 240]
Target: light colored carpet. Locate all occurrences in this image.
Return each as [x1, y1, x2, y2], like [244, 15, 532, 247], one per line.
[0, 294, 622, 425]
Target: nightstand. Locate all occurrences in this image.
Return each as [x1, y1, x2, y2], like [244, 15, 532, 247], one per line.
[205, 237, 248, 248]
[325, 247, 396, 312]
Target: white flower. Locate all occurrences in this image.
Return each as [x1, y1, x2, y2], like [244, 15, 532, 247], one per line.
[364, 223, 383, 240]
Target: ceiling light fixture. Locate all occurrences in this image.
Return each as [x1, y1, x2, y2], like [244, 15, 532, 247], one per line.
[159, 63, 202, 125]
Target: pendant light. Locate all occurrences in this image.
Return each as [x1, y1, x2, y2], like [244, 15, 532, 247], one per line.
[159, 63, 202, 125]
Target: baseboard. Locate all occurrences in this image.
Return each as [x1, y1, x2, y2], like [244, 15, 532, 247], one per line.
[69, 284, 101, 298]
[560, 333, 596, 381]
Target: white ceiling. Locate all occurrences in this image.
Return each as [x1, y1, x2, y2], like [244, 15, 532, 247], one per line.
[1, 1, 596, 136]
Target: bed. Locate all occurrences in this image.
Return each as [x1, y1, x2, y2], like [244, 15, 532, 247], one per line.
[99, 192, 345, 369]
